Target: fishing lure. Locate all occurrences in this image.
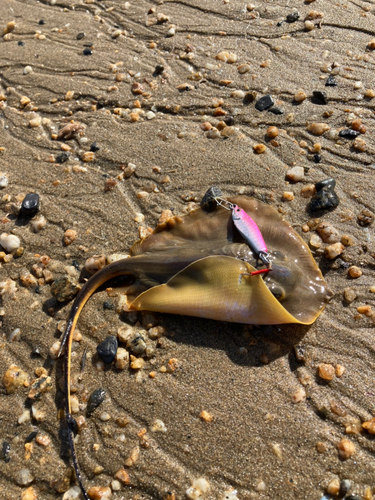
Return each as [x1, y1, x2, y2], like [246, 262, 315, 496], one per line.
[215, 197, 271, 273]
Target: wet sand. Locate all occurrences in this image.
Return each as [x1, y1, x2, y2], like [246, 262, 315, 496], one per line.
[0, 0, 375, 499]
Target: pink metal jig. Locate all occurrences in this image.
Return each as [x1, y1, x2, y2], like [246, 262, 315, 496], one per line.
[215, 198, 271, 270]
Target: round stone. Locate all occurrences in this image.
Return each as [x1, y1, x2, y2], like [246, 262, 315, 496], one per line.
[97, 336, 118, 364]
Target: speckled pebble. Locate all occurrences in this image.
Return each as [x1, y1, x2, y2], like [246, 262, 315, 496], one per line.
[87, 486, 112, 499]
[50, 276, 80, 302]
[317, 363, 335, 381]
[16, 468, 34, 486]
[2, 365, 29, 394]
[348, 266, 362, 278]
[62, 486, 81, 499]
[0, 174, 8, 188]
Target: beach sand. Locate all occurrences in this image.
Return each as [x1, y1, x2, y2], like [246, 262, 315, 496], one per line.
[0, 0, 375, 498]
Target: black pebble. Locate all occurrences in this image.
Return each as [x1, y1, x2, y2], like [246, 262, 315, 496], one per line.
[338, 479, 351, 497]
[325, 75, 337, 87]
[18, 41, 25, 46]
[268, 106, 284, 115]
[286, 11, 300, 23]
[255, 95, 274, 111]
[0, 441, 10, 463]
[76, 32, 85, 40]
[87, 388, 106, 416]
[315, 178, 335, 191]
[310, 177, 339, 211]
[338, 129, 360, 139]
[83, 48, 93, 56]
[90, 142, 100, 152]
[25, 431, 38, 443]
[72, 260, 80, 270]
[55, 152, 70, 163]
[276, 21, 283, 27]
[21, 193, 40, 217]
[38, 19, 45, 25]
[200, 186, 223, 208]
[103, 301, 114, 310]
[223, 115, 234, 126]
[313, 153, 321, 163]
[97, 335, 118, 364]
[154, 64, 164, 75]
[312, 90, 328, 105]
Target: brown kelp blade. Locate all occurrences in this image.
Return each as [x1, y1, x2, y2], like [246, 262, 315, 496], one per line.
[130, 256, 318, 325]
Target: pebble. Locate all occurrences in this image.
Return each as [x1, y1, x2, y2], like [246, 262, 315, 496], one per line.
[362, 418, 375, 434]
[215, 51, 238, 63]
[317, 363, 335, 381]
[306, 122, 330, 135]
[126, 333, 146, 356]
[115, 347, 129, 369]
[62, 486, 81, 499]
[316, 221, 340, 243]
[348, 266, 362, 278]
[0, 441, 10, 462]
[63, 229, 77, 246]
[292, 387, 306, 403]
[0, 233, 21, 253]
[326, 478, 340, 496]
[253, 144, 266, 154]
[55, 152, 69, 163]
[23, 66, 33, 75]
[20, 193, 40, 217]
[309, 234, 322, 249]
[87, 388, 106, 416]
[352, 137, 367, 152]
[21, 486, 37, 500]
[83, 48, 92, 56]
[237, 64, 250, 74]
[282, 192, 294, 201]
[268, 106, 283, 115]
[312, 90, 328, 105]
[57, 122, 86, 140]
[76, 32, 85, 40]
[325, 75, 337, 87]
[286, 166, 304, 182]
[114, 468, 130, 484]
[231, 90, 245, 99]
[304, 20, 315, 31]
[97, 336, 118, 364]
[313, 153, 321, 163]
[2, 365, 29, 393]
[255, 95, 274, 111]
[357, 208, 374, 226]
[294, 90, 306, 103]
[50, 276, 80, 302]
[337, 438, 355, 460]
[338, 129, 360, 139]
[85, 254, 106, 274]
[28, 376, 52, 400]
[266, 126, 279, 138]
[0, 174, 8, 188]
[343, 288, 357, 302]
[87, 486, 112, 499]
[310, 178, 339, 211]
[324, 242, 344, 260]
[339, 480, 351, 497]
[16, 469, 34, 486]
[286, 11, 300, 22]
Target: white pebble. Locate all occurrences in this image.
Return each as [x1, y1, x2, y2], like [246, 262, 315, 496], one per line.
[16, 469, 34, 486]
[353, 81, 363, 89]
[23, 66, 33, 75]
[100, 412, 111, 422]
[146, 111, 156, 120]
[8, 328, 21, 341]
[185, 487, 201, 500]
[111, 480, 121, 491]
[219, 490, 238, 500]
[30, 215, 46, 233]
[18, 410, 31, 424]
[167, 27, 176, 37]
[286, 166, 304, 182]
[192, 478, 210, 494]
[231, 90, 245, 99]
[151, 419, 167, 432]
[0, 233, 21, 253]
[62, 486, 81, 499]
[0, 174, 8, 188]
